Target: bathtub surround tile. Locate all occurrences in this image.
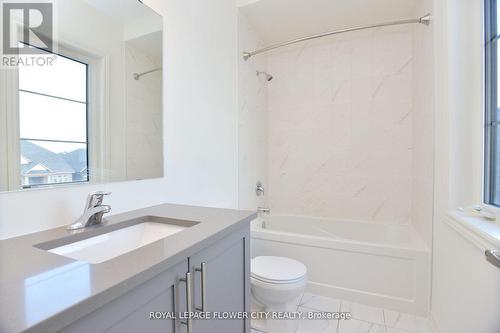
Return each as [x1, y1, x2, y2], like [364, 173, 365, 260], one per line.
[298, 293, 342, 313]
[238, 13, 268, 211]
[266, 26, 417, 225]
[338, 318, 386, 333]
[125, 44, 163, 180]
[340, 301, 385, 325]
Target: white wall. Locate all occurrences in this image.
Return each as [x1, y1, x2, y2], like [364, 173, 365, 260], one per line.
[0, 0, 239, 239]
[432, 220, 500, 333]
[431, 0, 500, 332]
[445, 0, 484, 210]
[238, 13, 268, 210]
[162, 0, 238, 208]
[265, 28, 415, 224]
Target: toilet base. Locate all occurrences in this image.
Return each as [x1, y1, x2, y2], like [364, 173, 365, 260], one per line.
[250, 256, 308, 333]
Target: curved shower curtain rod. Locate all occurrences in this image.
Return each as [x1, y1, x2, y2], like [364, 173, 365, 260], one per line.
[133, 67, 162, 80]
[243, 13, 431, 60]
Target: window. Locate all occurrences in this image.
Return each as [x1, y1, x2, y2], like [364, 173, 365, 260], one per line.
[18, 47, 89, 188]
[485, 0, 500, 205]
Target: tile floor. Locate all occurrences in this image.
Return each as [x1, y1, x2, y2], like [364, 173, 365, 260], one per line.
[251, 293, 434, 333]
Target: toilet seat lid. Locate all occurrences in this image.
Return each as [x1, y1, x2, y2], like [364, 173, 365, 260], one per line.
[251, 256, 307, 283]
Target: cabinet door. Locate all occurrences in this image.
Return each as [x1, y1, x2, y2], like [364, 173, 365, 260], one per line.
[58, 260, 189, 333]
[190, 227, 251, 333]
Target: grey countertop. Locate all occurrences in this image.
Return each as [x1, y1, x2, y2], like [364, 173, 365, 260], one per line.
[0, 203, 256, 333]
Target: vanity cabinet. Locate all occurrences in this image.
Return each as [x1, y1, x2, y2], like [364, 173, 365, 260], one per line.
[57, 226, 250, 333]
[58, 260, 188, 333]
[190, 228, 250, 333]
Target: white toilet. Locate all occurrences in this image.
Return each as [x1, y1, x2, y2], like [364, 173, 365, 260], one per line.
[251, 256, 307, 333]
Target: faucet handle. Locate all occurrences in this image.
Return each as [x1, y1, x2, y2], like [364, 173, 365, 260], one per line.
[86, 191, 111, 208]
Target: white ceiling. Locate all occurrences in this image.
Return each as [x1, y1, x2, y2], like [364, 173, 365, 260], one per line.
[239, 0, 421, 45]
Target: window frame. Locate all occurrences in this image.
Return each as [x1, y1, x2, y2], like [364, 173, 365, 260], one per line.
[484, 0, 499, 206]
[18, 45, 90, 189]
[0, 39, 110, 192]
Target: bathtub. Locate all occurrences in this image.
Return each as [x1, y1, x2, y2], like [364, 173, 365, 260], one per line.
[251, 215, 430, 315]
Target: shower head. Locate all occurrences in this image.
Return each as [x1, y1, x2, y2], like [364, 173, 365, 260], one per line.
[256, 70, 273, 82]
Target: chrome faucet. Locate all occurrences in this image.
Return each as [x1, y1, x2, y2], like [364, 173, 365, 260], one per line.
[67, 191, 111, 230]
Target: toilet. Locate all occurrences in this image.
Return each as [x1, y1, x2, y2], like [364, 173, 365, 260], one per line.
[251, 256, 307, 333]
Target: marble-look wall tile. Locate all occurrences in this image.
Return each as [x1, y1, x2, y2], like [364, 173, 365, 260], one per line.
[238, 13, 268, 210]
[125, 43, 163, 180]
[267, 26, 414, 224]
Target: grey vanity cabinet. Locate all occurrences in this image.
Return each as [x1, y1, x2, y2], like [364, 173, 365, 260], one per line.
[58, 259, 188, 333]
[190, 227, 251, 333]
[57, 225, 250, 333]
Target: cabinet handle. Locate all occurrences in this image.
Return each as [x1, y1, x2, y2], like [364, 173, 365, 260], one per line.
[180, 272, 193, 333]
[195, 262, 207, 312]
[486, 249, 500, 269]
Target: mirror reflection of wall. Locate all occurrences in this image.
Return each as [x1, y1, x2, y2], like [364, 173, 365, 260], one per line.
[0, 0, 163, 192]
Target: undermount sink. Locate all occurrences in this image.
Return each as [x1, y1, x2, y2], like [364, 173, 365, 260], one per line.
[39, 216, 198, 264]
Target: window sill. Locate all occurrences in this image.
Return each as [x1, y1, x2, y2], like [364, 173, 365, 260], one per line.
[445, 210, 500, 250]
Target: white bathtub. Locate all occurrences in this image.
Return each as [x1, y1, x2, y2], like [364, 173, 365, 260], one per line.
[251, 215, 430, 315]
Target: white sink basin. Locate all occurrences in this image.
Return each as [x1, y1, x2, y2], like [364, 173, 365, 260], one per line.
[48, 222, 187, 264]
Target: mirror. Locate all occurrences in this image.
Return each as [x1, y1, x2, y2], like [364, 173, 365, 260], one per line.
[0, 0, 163, 192]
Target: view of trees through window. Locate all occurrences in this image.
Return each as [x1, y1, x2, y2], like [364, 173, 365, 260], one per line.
[18, 49, 89, 188]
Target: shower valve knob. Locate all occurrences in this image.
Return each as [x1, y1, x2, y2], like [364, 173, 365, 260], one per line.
[256, 181, 265, 196]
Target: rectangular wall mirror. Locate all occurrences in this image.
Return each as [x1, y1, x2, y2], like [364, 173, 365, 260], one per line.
[0, 0, 163, 192]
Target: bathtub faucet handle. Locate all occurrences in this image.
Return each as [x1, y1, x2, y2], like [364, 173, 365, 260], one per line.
[256, 181, 265, 196]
